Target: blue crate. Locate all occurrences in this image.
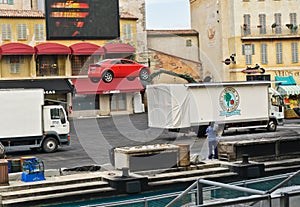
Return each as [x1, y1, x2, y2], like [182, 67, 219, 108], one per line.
[21, 172, 45, 182]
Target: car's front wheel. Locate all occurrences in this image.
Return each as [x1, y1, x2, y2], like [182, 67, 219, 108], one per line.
[102, 71, 114, 83]
[139, 68, 150, 81]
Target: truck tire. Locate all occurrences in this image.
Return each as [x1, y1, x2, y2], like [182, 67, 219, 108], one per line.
[43, 137, 58, 153]
[267, 120, 277, 132]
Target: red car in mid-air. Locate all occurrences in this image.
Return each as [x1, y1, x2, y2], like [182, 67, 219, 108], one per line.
[88, 58, 150, 83]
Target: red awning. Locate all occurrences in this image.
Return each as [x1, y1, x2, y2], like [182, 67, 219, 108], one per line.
[103, 43, 135, 54]
[72, 78, 144, 94]
[34, 43, 71, 55]
[0, 43, 34, 55]
[70, 42, 105, 55]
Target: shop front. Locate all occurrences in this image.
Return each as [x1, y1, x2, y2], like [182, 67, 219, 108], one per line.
[71, 78, 145, 117]
[34, 43, 71, 77]
[276, 76, 300, 118]
[0, 43, 35, 78]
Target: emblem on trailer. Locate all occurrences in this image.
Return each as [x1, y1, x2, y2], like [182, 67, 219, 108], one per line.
[219, 87, 241, 117]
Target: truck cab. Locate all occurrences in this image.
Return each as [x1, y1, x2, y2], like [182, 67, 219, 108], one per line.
[42, 105, 70, 152]
[43, 105, 69, 135]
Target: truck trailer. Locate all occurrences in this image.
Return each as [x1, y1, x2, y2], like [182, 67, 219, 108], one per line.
[147, 81, 284, 137]
[0, 88, 70, 153]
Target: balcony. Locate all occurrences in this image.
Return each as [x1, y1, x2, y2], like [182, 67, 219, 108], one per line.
[241, 24, 300, 40]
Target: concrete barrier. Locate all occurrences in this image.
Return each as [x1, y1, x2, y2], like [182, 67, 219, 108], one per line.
[218, 137, 300, 162]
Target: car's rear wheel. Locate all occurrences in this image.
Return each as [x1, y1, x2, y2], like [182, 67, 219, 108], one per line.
[90, 78, 100, 83]
[102, 71, 114, 83]
[139, 68, 150, 81]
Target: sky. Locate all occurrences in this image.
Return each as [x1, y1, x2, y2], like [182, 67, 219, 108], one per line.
[145, 0, 191, 29]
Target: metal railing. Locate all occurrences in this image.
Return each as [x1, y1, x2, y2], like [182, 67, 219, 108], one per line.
[82, 171, 300, 207]
[167, 169, 300, 207]
[241, 25, 300, 38]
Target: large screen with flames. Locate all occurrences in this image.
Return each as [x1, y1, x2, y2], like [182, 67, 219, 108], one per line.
[45, 0, 120, 40]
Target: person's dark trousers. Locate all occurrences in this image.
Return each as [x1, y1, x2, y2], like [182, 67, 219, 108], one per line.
[208, 140, 218, 159]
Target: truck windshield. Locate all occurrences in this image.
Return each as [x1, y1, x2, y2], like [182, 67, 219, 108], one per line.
[50, 108, 66, 124]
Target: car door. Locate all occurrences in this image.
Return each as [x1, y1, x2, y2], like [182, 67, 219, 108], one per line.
[110, 59, 121, 77]
[122, 59, 138, 77]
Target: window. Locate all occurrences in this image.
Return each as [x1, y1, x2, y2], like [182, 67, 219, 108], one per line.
[5, 56, 24, 74]
[292, 42, 298, 63]
[111, 94, 126, 111]
[259, 14, 266, 34]
[72, 94, 99, 110]
[2, 24, 11, 40]
[34, 24, 44, 41]
[276, 43, 283, 64]
[37, 56, 58, 76]
[243, 14, 251, 35]
[186, 39, 192, 47]
[17, 24, 27, 40]
[290, 13, 297, 34]
[242, 44, 254, 65]
[121, 59, 134, 64]
[0, 0, 13, 3]
[247, 75, 270, 81]
[274, 13, 282, 34]
[261, 44, 268, 64]
[50, 108, 66, 124]
[122, 24, 132, 41]
[71, 56, 99, 76]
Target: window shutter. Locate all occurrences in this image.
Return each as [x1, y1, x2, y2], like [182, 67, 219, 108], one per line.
[261, 44, 268, 64]
[252, 44, 255, 55]
[2, 24, 12, 40]
[17, 24, 27, 40]
[274, 13, 282, 34]
[34, 24, 44, 41]
[276, 43, 283, 64]
[8, 0, 14, 5]
[292, 42, 298, 63]
[259, 14, 266, 34]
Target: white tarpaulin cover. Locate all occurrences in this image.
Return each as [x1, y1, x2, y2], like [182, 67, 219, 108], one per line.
[277, 85, 300, 95]
[147, 84, 190, 128]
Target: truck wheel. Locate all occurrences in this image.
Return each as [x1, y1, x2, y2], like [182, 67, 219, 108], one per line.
[267, 120, 277, 132]
[43, 137, 58, 153]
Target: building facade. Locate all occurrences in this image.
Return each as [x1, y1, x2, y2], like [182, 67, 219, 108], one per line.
[147, 29, 202, 83]
[190, 0, 300, 85]
[0, 0, 148, 117]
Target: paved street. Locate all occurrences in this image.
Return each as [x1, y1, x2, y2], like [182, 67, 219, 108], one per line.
[6, 113, 300, 170]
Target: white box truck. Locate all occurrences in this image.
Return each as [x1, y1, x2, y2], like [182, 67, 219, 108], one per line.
[0, 88, 70, 153]
[147, 81, 284, 137]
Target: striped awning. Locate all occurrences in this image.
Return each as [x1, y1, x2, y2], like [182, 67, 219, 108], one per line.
[277, 85, 300, 95]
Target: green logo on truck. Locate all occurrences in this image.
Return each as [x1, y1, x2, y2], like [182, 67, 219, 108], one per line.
[219, 87, 241, 117]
